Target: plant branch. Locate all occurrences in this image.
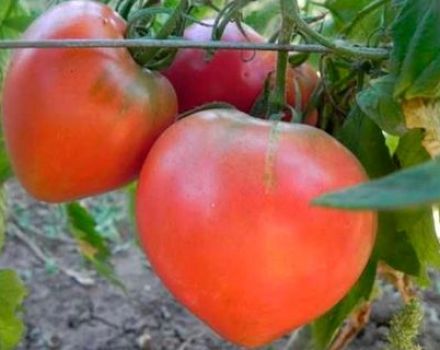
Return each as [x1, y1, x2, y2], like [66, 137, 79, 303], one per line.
[290, 0, 388, 60]
[0, 38, 389, 57]
[268, 0, 296, 117]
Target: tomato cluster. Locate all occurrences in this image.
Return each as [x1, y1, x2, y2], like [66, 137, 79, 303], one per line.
[2, 1, 377, 348]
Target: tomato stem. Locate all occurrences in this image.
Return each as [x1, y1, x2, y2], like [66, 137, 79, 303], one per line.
[0, 39, 389, 58]
[268, 0, 296, 119]
[127, 0, 190, 68]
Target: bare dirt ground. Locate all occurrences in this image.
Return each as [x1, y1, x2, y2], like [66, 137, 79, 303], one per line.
[1, 181, 440, 350]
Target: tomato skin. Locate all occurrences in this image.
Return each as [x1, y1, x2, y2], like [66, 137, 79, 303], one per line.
[162, 20, 276, 113]
[136, 109, 377, 347]
[285, 63, 320, 125]
[2, 1, 177, 202]
[163, 20, 320, 123]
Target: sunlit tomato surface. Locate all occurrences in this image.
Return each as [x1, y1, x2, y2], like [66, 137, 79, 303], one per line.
[162, 20, 277, 113]
[136, 109, 377, 347]
[2, 0, 177, 202]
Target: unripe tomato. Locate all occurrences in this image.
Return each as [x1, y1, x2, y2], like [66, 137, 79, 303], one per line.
[136, 109, 377, 347]
[162, 20, 276, 113]
[2, 0, 177, 202]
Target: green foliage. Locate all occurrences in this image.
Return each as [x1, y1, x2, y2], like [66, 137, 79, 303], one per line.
[323, 0, 395, 42]
[357, 75, 407, 136]
[373, 213, 421, 277]
[0, 189, 5, 254]
[0, 269, 27, 350]
[0, 0, 34, 81]
[336, 107, 395, 179]
[392, 0, 440, 99]
[386, 300, 423, 350]
[66, 203, 125, 290]
[244, 1, 280, 36]
[314, 158, 440, 209]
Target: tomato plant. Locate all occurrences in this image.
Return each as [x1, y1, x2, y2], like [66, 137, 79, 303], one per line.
[2, 0, 177, 202]
[2, 1, 440, 350]
[136, 108, 376, 347]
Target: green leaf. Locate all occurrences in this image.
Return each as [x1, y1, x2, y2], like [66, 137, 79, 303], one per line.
[244, 1, 280, 36]
[66, 203, 125, 291]
[316, 126, 440, 210]
[373, 213, 421, 276]
[399, 208, 440, 285]
[0, 269, 27, 350]
[313, 158, 440, 210]
[394, 130, 440, 284]
[323, 0, 394, 42]
[396, 129, 430, 167]
[392, 0, 440, 99]
[336, 107, 395, 179]
[312, 259, 377, 349]
[357, 75, 407, 136]
[0, 189, 6, 254]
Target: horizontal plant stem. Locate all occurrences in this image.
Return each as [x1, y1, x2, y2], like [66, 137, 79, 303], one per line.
[0, 38, 389, 57]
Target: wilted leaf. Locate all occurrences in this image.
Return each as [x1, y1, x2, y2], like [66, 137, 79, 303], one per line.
[402, 99, 440, 158]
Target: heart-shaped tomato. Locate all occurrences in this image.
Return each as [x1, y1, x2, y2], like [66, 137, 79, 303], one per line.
[136, 108, 376, 347]
[2, 1, 177, 202]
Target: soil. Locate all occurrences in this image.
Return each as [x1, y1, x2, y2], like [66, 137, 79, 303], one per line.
[1, 181, 440, 350]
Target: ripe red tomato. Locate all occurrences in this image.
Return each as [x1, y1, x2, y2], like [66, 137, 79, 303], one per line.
[2, 0, 177, 202]
[162, 20, 277, 113]
[163, 20, 319, 123]
[136, 109, 377, 347]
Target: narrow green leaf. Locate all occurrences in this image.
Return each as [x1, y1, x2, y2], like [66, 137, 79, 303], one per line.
[313, 158, 440, 210]
[357, 75, 407, 136]
[392, 0, 440, 99]
[0, 269, 27, 350]
[67, 203, 125, 290]
[312, 259, 377, 349]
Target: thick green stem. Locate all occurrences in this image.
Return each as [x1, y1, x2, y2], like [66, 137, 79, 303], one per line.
[291, 0, 387, 60]
[268, 0, 296, 118]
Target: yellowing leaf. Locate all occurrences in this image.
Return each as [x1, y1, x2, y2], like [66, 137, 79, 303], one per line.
[403, 99, 440, 157]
